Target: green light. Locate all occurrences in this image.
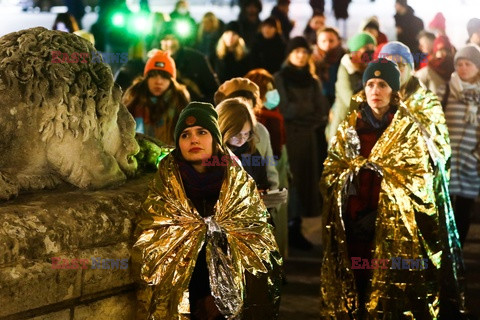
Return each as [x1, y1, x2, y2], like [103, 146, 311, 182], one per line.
[156, 147, 174, 167]
[175, 20, 192, 38]
[112, 13, 125, 27]
[133, 15, 151, 33]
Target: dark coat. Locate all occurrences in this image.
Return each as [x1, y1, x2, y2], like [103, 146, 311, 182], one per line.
[232, 146, 271, 191]
[270, 6, 294, 41]
[274, 65, 329, 217]
[332, 0, 351, 19]
[394, 6, 424, 57]
[238, 16, 261, 49]
[195, 22, 224, 58]
[114, 58, 145, 92]
[211, 51, 250, 83]
[249, 33, 286, 74]
[173, 47, 220, 104]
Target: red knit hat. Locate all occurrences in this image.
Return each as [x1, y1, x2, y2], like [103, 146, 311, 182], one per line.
[144, 50, 176, 78]
[428, 12, 446, 32]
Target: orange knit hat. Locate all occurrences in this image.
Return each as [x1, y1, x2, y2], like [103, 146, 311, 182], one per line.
[144, 50, 176, 78]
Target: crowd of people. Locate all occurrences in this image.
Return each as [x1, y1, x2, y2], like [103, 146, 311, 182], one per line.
[53, 0, 480, 318]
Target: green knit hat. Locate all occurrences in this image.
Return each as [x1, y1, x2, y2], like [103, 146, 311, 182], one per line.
[347, 32, 377, 52]
[174, 102, 222, 146]
[362, 58, 400, 91]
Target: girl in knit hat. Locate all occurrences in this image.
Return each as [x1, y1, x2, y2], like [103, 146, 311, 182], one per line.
[320, 58, 465, 318]
[133, 102, 282, 320]
[274, 36, 329, 250]
[122, 50, 190, 145]
[445, 44, 480, 247]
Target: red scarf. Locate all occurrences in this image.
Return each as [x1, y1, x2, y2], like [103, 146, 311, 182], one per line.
[428, 56, 455, 81]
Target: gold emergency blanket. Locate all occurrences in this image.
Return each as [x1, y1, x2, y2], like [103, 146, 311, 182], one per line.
[133, 152, 282, 319]
[319, 98, 465, 318]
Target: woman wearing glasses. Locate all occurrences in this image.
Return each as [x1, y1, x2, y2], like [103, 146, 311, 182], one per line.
[217, 98, 271, 191]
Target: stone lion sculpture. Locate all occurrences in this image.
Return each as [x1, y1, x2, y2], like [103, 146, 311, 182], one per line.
[0, 27, 139, 201]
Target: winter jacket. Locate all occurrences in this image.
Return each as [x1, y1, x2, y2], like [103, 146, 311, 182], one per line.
[415, 65, 449, 103]
[275, 64, 328, 217]
[270, 6, 294, 41]
[249, 33, 286, 74]
[445, 72, 480, 199]
[232, 145, 271, 191]
[237, 16, 261, 50]
[211, 51, 250, 84]
[124, 82, 190, 145]
[312, 45, 346, 106]
[325, 53, 364, 143]
[173, 47, 220, 104]
[332, 0, 351, 20]
[254, 122, 280, 190]
[256, 108, 286, 159]
[394, 6, 424, 57]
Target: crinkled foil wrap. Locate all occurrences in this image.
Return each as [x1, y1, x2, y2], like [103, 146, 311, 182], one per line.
[132, 152, 282, 319]
[319, 95, 465, 319]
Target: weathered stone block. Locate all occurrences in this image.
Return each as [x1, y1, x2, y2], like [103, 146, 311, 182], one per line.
[31, 309, 71, 320]
[0, 173, 153, 318]
[80, 242, 134, 295]
[0, 260, 81, 317]
[73, 292, 137, 320]
[0, 175, 151, 267]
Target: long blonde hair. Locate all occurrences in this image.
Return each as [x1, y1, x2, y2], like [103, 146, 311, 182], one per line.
[216, 97, 257, 154]
[216, 32, 248, 61]
[197, 12, 221, 42]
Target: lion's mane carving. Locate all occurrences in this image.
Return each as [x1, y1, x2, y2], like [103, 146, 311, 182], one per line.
[0, 27, 139, 200]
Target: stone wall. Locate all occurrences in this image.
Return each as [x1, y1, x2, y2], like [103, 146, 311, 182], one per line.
[0, 174, 154, 319]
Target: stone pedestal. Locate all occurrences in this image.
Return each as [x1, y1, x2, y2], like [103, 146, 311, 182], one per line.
[0, 174, 154, 319]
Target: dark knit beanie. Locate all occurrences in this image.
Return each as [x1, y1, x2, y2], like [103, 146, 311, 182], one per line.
[286, 36, 312, 56]
[174, 102, 222, 146]
[362, 58, 401, 91]
[261, 17, 278, 29]
[224, 21, 241, 35]
[454, 45, 480, 69]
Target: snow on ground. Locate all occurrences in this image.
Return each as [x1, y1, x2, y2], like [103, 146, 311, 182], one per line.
[0, 0, 479, 49]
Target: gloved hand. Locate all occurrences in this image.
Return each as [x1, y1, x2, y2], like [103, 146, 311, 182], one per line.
[261, 188, 288, 208]
[465, 103, 478, 125]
